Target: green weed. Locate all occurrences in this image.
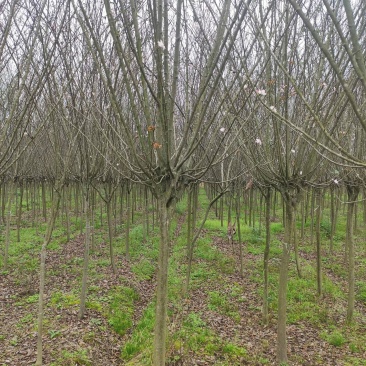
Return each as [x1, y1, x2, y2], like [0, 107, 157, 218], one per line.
[121, 303, 155, 362]
[51, 348, 92, 366]
[132, 259, 155, 280]
[321, 329, 346, 347]
[50, 291, 79, 308]
[107, 286, 139, 335]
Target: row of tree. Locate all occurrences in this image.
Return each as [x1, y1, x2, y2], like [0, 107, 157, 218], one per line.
[1, 0, 365, 365]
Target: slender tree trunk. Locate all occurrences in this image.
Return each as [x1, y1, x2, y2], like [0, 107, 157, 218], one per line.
[153, 193, 171, 366]
[316, 189, 322, 297]
[310, 188, 315, 247]
[145, 186, 149, 237]
[192, 185, 199, 232]
[65, 185, 71, 242]
[113, 187, 118, 235]
[346, 184, 359, 323]
[79, 184, 84, 236]
[25, 182, 29, 212]
[75, 184, 79, 227]
[17, 182, 24, 243]
[41, 180, 47, 221]
[4, 182, 13, 271]
[126, 188, 131, 260]
[90, 188, 96, 252]
[131, 185, 135, 224]
[330, 187, 335, 254]
[185, 185, 200, 290]
[300, 197, 305, 242]
[253, 189, 257, 228]
[227, 193, 232, 224]
[1, 182, 6, 224]
[106, 198, 116, 273]
[35, 188, 62, 366]
[249, 188, 253, 227]
[119, 184, 124, 225]
[354, 196, 358, 232]
[259, 193, 263, 235]
[293, 201, 301, 278]
[152, 196, 155, 231]
[79, 185, 91, 319]
[220, 197, 224, 227]
[236, 192, 243, 278]
[277, 192, 294, 364]
[304, 188, 310, 224]
[185, 187, 193, 294]
[263, 188, 271, 324]
[244, 190, 248, 225]
[32, 181, 36, 228]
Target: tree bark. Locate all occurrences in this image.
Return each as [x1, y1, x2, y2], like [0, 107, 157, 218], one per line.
[316, 189, 322, 297]
[4, 182, 13, 271]
[126, 187, 131, 260]
[263, 187, 271, 324]
[153, 193, 171, 366]
[35, 188, 62, 366]
[16, 182, 24, 242]
[185, 187, 193, 294]
[346, 184, 359, 323]
[236, 191, 243, 278]
[106, 197, 116, 273]
[79, 184, 91, 319]
[277, 191, 294, 364]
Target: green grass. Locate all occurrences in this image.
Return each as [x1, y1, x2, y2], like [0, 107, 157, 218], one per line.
[132, 258, 155, 280]
[50, 291, 80, 308]
[171, 312, 248, 364]
[320, 329, 346, 347]
[107, 286, 139, 335]
[121, 303, 155, 363]
[50, 348, 92, 366]
[208, 290, 240, 322]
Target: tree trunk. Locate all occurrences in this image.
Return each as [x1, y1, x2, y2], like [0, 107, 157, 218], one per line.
[79, 184, 91, 319]
[106, 198, 116, 273]
[35, 188, 62, 366]
[300, 196, 305, 242]
[346, 184, 359, 323]
[310, 188, 315, 247]
[236, 191, 243, 278]
[41, 180, 47, 221]
[32, 181, 36, 228]
[17, 182, 24, 243]
[185, 187, 193, 294]
[220, 196, 224, 227]
[153, 193, 171, 366]
[263, 187, 271, 324]
[277, 192, 294, 364]
[4, 182, 13, 271]
[65, 185, 71, 242]
[316, 189, 322, 297]
[259, 193, 263, 235]
[1, 182, 6, 224]
[330, 187, 335, 254]
[293, 201, 302, 278]
[126, 187, 131, 260]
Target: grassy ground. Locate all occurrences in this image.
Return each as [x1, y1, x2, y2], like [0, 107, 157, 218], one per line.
[0, 188, 366, 365]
